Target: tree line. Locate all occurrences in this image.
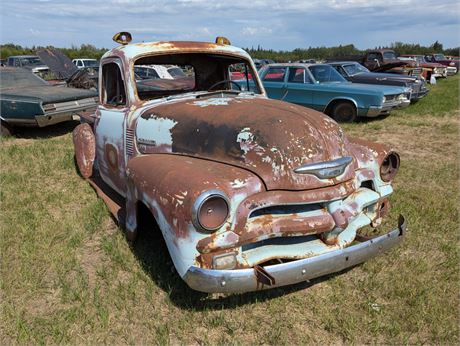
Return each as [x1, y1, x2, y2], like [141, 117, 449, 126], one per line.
[247, 41, 458, 62]
[0, 41, 458, 62]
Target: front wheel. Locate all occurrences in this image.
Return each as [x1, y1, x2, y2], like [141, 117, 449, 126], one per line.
[332, 102, 357, 123]
[0, 120, 13, 137]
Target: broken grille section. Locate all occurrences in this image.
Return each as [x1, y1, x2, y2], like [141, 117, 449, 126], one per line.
[249, 203, 323, 218]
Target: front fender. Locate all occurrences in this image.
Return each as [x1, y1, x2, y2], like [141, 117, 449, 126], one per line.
[125, 154, 264, 276]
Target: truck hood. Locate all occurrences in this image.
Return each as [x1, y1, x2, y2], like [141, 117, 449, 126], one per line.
[373, 61, 410, 72]
[136, 95, 356, 190]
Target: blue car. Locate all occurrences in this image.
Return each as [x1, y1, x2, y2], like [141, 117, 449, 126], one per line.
[253, 63, 411, 122]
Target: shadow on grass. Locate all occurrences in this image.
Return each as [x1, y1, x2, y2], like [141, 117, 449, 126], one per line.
[9, 120, 80, 139]
[130, 211, 354, 311]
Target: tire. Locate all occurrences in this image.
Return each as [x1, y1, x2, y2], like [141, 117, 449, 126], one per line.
[332, 102, 357, 123]
[0, 120, 13, 137]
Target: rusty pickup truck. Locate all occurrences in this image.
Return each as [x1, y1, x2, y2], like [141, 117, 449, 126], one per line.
[327, 49, 422, 77]
[73, 33, 406, 293]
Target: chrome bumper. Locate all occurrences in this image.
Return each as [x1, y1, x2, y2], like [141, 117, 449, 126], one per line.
[411, 88, 429, 101]
[366, 100, 405, 117]
[183, 215, 406, 293]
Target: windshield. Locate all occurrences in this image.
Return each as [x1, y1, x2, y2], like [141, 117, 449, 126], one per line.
[19, 57, 42, 66]
[167, 66, 186, 78]
[434, 54, 446, 60]
[343, 63, 369, 76]
[134, 53, 260, 100]
[383, 51, 397, 60]
[84, 60, 99, 67]
[413, 56, 425, 63]
[308, 65, 346, 83]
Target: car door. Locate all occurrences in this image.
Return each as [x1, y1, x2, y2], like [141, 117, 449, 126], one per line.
[261, 67, 287, 100]
[95, 58, 128, 196]
[283, 67, 313, 108]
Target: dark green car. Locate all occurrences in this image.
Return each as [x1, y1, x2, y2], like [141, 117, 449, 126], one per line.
[0, 67, 98, 135]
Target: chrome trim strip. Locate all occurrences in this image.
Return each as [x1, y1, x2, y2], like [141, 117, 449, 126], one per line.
[293, 156, 353, 177]
[183, 215, 406, 293]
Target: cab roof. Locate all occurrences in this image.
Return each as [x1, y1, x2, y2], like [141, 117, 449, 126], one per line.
[102, 41, 251, 62]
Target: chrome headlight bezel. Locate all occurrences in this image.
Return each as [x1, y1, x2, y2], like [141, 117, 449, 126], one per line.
[192, 189, 230, 232]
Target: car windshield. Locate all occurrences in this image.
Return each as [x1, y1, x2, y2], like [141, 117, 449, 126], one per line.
[84, 60, 99, 67]
[308, 65, 346, 83]
[434, 54, 446, 60]
[343, 63, 369, 76]
[19, 57, 42, 66]
[413, 56, 425, 63]
[383, 51, 397, 60]
[134, 53, 260, 100]
[167, 66, 186, 78]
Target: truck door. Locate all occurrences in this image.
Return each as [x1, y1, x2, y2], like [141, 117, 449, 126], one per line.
[95, 58, 128, 196]
[261, 66, 287, 100]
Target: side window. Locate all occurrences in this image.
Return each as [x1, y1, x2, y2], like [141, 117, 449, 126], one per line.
[263, 67, 287, 82]
[288, 67, 310, 83]
[77, 60, 83, 67]
[336, 66, 347, 76]
[102, 61, 127, 106]
[367, 53, 382, 62]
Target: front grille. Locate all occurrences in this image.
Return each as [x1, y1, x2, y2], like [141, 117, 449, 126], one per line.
[249, 203, 323, 218]
[410, 68, 422, 76]
[125, 128, 135, 157]
[242, 234, 317, 251]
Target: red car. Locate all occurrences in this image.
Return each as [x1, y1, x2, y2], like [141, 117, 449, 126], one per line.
[400, 55, 447, 80]
[424, 54, 458, 75]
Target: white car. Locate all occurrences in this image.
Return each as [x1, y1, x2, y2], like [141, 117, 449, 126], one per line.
[72, 59, 99, 69]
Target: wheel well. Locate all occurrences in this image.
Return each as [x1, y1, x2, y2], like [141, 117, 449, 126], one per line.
[136, 201, 162, 237]
[324, 99, 356, 116]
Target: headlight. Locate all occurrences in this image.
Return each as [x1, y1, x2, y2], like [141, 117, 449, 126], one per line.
[382, 96, 386, 103]
[450, 62, 455, 66]
[397, 94, 408, 101]
[433, 67, 439, 74]
[380, 152, 400, 182]
[192, 190, 229, 232]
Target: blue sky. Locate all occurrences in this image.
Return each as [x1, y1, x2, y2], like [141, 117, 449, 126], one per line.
[1, 0, 459, 50]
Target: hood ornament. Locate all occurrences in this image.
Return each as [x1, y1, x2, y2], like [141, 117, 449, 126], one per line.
[294, 156, 353, 179]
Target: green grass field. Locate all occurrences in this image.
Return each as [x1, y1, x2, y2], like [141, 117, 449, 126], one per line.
[1, 76, 459, 344]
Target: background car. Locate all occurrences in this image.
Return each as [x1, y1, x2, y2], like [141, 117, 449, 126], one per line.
[400, 54, 447, 80]
[424, 53, 458, 74]
[328, 61, 429, 102]
[72, 58, 99, 69]
[255, 63, 410, 122]
[0, 67, 97, 135]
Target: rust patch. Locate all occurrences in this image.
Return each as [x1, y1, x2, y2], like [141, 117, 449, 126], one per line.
[105, 143, 119, 172]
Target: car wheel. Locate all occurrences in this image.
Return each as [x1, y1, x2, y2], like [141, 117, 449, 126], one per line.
[0, 120, 13, 137]
[332, 102, 357, 123]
